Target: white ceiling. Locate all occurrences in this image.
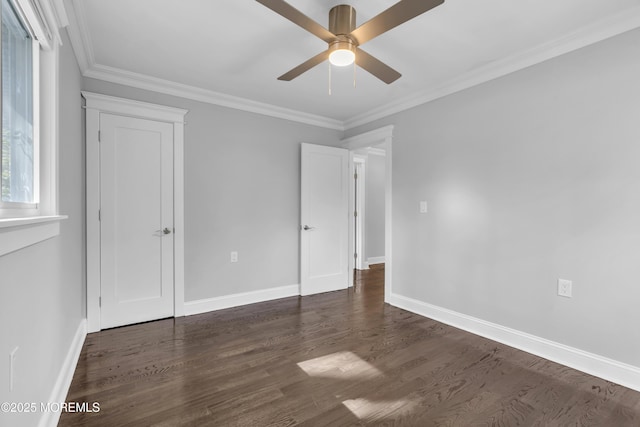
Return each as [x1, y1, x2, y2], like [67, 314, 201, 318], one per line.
[65, 0, 640, 129]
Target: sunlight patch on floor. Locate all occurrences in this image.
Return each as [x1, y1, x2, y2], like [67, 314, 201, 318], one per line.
[297, 351, 383, 380]
[342, 397, 420, 420]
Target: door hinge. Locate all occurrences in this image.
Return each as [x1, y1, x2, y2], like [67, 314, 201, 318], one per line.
[354, 172, 358, 180]
[99, 296, 101, 307]
[98, 130, 101, 142]
[354, 253, 358, 259]
[354, 211, 357, 217]
[98, 209, 101, 221]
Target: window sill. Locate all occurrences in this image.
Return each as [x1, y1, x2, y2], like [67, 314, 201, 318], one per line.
[0, 215, 68, 257]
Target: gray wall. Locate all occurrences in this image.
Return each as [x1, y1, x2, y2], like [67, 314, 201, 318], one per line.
[0, 29, 85, 427]
[81, 78, 343, 301]
[346, 28, 640, 367]
[365, 154, 385, 261]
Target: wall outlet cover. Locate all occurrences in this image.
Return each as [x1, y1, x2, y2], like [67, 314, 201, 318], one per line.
[558, 279, 572, 298]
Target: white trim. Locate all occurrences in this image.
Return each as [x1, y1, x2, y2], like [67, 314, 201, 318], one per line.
[1, 1, 62, 250]
[65, 0, 342, 129]
[173, 121, 185, 317]
[383, 143, 392, 304]
[367, 256, 385, 265]
[51, 0, 68, 28]
[37, 0, 65, 46]
[62, 0, 90, 72]
[83, 92, 188, 332]
[342, 126, 394, 151]
[0, 216, 66, 256]
[389, 293, 640, 393]
[344, 6, 640, 130]
[62, 1, 640, 131]
[14, 0, 54, 49]
[367, 147, 386, 157]
[184, 285, 300, 316]
[0, 214, 66, 228]
[353, 157, 366, 271]
[83, 63, 344, 131]
[343, 125, 393, 303]
[68, 0, 94, 71]
[39, 37, 60, 217]
[81, 91, 187, 123]
[84, 100, 100, 333]
[37, 319, 87, 427]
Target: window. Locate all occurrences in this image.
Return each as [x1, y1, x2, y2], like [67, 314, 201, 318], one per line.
[0, 0, 65, 256]
[1, 0, 37, 208]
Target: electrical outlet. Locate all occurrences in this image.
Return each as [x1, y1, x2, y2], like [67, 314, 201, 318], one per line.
[558, 279, 572, 298]
[230, 251, 238, 263]
[10, 347, 18, 392]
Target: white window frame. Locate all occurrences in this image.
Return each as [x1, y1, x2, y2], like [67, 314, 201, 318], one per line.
[0, 0, 67, 256]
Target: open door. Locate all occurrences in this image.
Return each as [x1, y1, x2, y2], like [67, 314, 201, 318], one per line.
[300, 143, 350, 296]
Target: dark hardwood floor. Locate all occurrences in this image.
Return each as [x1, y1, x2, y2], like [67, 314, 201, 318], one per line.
[60, 265, 640, 426]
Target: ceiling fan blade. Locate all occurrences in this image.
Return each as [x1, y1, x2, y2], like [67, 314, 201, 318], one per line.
[355, 48, 401, 84]
[278, 50, 330, 81]
[256, 0, 337, 43]
[350, 0, 444, 45]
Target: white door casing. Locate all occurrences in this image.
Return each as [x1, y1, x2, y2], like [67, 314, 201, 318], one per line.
[342, 125, 393, 302]
[300, 143, 350, 296]
[100, 114, 174, 329]
[353, 156, 366, 271]
[84, 92, 188, 332]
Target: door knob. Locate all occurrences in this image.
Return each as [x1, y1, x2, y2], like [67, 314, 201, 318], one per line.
[303, 225, 316, 231]
[163, 227, 171, 235]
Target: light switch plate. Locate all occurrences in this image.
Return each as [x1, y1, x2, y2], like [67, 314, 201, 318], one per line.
[419, 201, 428, 214]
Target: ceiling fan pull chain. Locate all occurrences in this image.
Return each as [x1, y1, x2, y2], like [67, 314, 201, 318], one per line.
[353, 60, 357, 88]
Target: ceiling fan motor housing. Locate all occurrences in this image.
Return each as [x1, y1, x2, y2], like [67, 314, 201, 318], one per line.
[329, 5, 357, 59]
[329, 4, 356, 35]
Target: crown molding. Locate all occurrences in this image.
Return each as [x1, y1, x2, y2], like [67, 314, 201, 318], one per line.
[51, 0, 68, 27]
[63, 0, 640, 132]
[39, 0, 66, 46]
[343, 5, 640, 130]
[63, 0, 342, 130]
[83, 63, 345, 130]
[63, 0, 93, 73]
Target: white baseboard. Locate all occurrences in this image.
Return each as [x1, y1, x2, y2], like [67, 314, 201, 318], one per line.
[185, 285, 299, 316]
[367, 256, 385, 265]
[389, 292, 640, 393]
[38, 319, 87, 427]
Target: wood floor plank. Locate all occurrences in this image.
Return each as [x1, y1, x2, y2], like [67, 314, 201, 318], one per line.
[60, 266, 640, 426]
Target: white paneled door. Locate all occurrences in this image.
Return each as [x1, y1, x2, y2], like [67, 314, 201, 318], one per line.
[100, 113, 174, 329]
[300, 143, 350, 296]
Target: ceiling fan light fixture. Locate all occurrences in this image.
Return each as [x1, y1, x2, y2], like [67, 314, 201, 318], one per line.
[257, 0, 444, 83]
[329, 40, 356, 66]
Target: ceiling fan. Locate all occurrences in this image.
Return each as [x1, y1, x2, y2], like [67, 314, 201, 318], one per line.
[256, 0, 444, 84]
